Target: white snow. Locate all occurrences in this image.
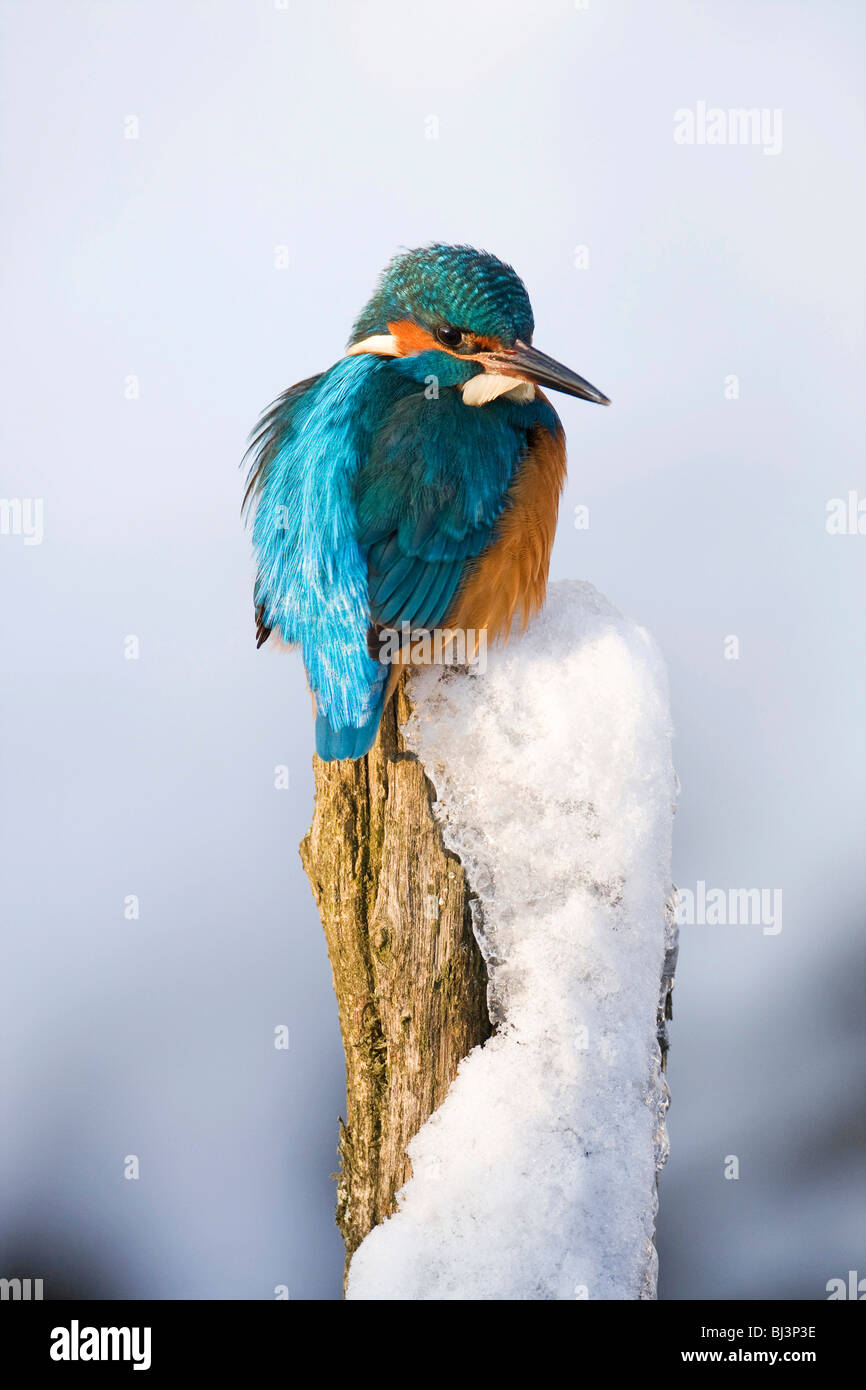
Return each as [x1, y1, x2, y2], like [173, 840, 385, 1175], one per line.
[345, 580, 677, 1301]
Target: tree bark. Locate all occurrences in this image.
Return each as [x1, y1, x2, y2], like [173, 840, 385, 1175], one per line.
[299, 675, 491, 1274]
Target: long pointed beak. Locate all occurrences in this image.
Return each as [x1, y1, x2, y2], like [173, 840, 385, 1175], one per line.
[484, 338, 611, 405]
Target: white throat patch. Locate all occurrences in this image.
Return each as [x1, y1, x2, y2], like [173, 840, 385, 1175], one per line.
[461, 374, 536, 407]
[345, 337, 536, 407]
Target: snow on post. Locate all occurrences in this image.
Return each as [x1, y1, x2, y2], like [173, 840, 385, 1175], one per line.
[346, 580, 677, 1301]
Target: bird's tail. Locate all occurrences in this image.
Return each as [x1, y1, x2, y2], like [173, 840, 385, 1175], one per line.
[315, 687, 387, 762]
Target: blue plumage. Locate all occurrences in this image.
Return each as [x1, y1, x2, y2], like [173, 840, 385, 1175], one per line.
[357, 377, 560, 634]
[244, 244, 609, 761]
[350, 244, 534, 346]
[248, 355, 397, 746]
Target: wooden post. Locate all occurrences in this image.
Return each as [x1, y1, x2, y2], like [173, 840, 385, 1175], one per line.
[301, 598, 677, 1300]
[299, 675, 491, 1273]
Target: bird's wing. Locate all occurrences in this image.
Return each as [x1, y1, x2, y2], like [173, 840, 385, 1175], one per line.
[242, 374, 323, 520]
[243, 374, 322, 649]
[357, 387, 539, 637]
[246, 355, 401, 733]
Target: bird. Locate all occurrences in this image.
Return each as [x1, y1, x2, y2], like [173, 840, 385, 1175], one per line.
[243, 243, 609, 761]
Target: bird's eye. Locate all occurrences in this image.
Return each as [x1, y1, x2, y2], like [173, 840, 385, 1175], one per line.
[436, 324, 463, 349]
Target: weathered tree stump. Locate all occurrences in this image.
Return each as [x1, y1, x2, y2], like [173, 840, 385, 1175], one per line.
[299, 675, 491, 1273]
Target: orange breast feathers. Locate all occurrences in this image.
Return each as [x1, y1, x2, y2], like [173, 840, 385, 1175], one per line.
[381, 416, 566, 702]
[445, 414, 567, 646]
[377, 326, 566, 645]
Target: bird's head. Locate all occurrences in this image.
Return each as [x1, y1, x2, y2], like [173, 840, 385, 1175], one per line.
[347, 243, 610, 407]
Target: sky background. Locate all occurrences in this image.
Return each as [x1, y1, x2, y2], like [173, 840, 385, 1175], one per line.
[1, 0, 864, 1299]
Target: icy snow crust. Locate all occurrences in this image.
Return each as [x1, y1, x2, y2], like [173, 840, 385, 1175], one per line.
[346, 581, 676, 1301]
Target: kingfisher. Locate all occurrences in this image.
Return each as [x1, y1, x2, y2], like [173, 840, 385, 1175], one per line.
[243, 244, 609, 761]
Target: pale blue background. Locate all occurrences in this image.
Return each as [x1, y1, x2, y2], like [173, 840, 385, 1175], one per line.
[1, 0, 863, 1299]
